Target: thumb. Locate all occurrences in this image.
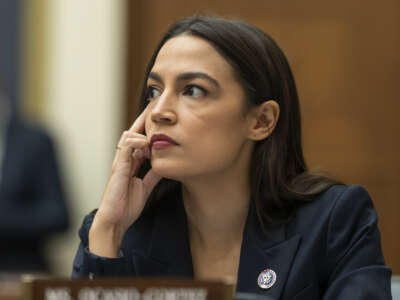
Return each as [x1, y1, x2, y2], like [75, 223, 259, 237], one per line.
[143, 169, 163, 198]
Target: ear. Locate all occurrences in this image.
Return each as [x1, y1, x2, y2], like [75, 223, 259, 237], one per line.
[247, 100, 280, 141]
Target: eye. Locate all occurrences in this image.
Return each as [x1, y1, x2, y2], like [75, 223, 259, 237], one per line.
[183, 85, 208, 98]
[146, 86, 161, 101]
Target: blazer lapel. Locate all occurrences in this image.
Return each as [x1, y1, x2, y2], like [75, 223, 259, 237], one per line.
[131, 191, 194, 277]
[131, 191, 301, 300]
[131, 250, 170, 276]
[237, 202, 301, 300]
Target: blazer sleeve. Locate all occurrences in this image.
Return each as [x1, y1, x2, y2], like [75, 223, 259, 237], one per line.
[71, 211, 134, 278]
[322, 186, 392, 299]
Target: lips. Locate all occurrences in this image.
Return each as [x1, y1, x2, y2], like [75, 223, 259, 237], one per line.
[150, 134, 179, 148]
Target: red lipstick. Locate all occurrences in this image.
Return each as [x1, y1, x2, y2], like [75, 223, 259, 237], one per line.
[150, 134, 179, 150]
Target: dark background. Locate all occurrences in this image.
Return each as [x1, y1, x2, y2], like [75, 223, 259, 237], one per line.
[0, 0, 21, 112]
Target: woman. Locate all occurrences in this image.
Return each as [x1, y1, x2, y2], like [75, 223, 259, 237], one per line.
[72, 16, 392, 299]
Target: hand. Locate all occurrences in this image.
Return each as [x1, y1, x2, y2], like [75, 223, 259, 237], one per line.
[89, 106, 162, 257]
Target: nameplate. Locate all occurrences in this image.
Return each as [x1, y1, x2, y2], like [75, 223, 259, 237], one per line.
[22, 277, 234, 300]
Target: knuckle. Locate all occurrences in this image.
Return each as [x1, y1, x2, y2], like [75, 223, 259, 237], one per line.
[123, 138, 135, 146]
[128, 132, 146, 140]
[125, 137, 147, 147]
[131, 132, 144, 137]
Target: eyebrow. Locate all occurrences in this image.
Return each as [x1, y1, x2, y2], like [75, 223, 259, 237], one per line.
[148, 71, 220, 88]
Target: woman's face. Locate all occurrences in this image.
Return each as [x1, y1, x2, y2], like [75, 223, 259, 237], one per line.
[145, 34, 255, 180]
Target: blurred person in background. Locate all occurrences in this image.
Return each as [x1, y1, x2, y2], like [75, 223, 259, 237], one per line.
[0, 83, 69, 273]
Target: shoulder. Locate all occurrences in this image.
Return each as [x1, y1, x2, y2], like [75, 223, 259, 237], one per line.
[290, 185, 379, 247]
[8, 117, 53, 149]
[293, 185, 376, 228]
[289, 185, 386, 276]
[279, 185, 391, 300]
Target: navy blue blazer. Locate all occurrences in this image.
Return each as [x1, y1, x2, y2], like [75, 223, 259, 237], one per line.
[72, 185, 392, 299]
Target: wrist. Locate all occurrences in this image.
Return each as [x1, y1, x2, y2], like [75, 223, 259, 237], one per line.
[88, 215, 125, 258]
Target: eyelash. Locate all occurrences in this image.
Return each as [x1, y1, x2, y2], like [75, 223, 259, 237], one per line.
[145, 85, 208, 101]
[183, 85, 208, 98]
[146, 86, 160, 101]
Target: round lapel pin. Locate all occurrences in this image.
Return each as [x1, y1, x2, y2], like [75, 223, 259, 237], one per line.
[257, 269, 277, 289]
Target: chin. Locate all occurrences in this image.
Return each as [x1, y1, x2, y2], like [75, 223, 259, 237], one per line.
[151, 160, 188, 180]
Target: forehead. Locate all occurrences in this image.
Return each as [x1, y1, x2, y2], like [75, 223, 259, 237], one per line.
[151, 35, 235, 81]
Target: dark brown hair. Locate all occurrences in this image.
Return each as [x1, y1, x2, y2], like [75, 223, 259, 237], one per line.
[137, 15, 341, 226]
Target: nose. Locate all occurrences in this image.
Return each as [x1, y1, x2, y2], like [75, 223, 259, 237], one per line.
[150, 91, 177, 124]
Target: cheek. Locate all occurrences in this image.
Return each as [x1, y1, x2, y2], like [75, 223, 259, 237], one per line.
[200, 125, 245, 161]
[150, 103, 249, 178]
[203, 107, 247, 142]
[184, 111, 247, 164]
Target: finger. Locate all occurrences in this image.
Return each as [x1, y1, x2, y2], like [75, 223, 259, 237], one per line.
[132, 149, 143, 160]
[143, 145, 151, 159]
[130, 153, 145, 177]
[142, 169, 162, 198]
[117, 131, 148, 149]
[112, 138, 148, 171]
[130, 144, 151, 176]
[125, 131, 149, 139]
[113, 131, 132, 166]
[131, 144, 150, 159]
[119, 138, 147, 162]
[128, 105, 149, 134]
[114, 110, 149, 167]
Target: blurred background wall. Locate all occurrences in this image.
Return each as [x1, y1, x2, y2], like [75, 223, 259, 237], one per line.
[20, 0, 125, 275]
[2, 0, 398, 276]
